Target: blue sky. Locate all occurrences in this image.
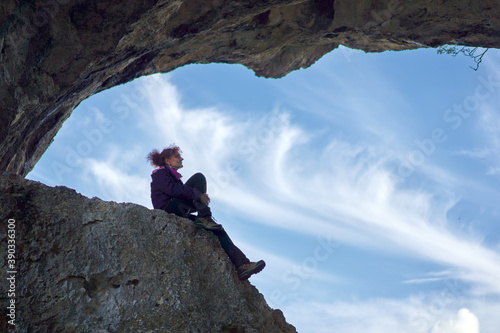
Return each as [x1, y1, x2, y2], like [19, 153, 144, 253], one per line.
[28, 46, 500, 333]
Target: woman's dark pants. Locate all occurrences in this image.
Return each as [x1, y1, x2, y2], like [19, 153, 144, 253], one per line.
[163, 173, 250, 268]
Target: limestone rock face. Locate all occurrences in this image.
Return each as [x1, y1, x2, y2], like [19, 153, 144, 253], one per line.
[1, 0, 500, 176]
[0, 173, 296, 333]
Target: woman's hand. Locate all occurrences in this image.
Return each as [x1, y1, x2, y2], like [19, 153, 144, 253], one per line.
[200, 193, 210, 206]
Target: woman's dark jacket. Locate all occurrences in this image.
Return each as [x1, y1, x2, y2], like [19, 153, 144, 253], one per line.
[150, 167, 202, 209]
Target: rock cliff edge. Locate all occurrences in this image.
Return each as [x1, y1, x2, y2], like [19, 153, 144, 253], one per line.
[0, 173, 297, 332]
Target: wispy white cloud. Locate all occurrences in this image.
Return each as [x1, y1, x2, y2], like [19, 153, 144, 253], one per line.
[455, 108, 500, 175]
[455, 148, 491, 159]
[81, 144, 151, 206]
[403, 270, 457, 284]
[476, 105, 500, 176]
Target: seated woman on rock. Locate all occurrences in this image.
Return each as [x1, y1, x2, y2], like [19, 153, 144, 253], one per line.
[147, 145, 265, 280]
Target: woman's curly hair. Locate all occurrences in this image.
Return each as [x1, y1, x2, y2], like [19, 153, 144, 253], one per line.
[147, 144, 181, 167]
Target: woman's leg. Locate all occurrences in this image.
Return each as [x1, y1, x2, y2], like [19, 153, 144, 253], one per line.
[163, 198, 196, 220]
[174, 174, 264, 278]
[184, 172, 207, 193]
[185, 174, 248, 264]
[185, 173, 211, 217]
[212, 228, 250, 268]
[213, 228, 266, 280]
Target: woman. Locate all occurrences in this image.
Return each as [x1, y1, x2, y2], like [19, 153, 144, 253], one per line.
[148, 145, 265, 280]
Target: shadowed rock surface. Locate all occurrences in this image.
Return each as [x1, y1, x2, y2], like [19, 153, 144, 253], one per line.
[0, 173, 296, 332]
[1, 0, 500, 176]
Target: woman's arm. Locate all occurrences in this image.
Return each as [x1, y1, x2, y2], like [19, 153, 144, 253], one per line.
[153, 169, 202, 201]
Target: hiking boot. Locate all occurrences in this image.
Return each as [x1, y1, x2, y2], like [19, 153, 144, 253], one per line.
[194, 216, 222, 231]
[237, 260, 266, 280]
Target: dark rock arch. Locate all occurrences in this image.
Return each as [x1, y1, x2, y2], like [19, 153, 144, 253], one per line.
[1, 0, 500, 176]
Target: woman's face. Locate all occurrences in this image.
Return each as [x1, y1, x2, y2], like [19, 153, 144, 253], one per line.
[165, 152, 183, 170]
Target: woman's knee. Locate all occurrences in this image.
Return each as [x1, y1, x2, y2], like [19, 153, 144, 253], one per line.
[192, 172, 206, 182]
[187, 172, 207, 193]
